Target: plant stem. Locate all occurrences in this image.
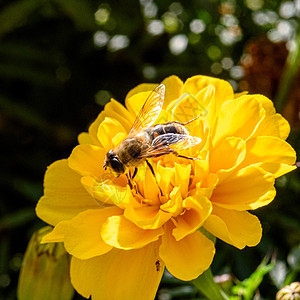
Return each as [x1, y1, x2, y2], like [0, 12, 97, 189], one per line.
[191, 268, 229, 300]
[274, 25, 300, 113]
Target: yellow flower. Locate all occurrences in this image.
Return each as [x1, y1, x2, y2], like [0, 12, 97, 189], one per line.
[36, 75, 297, 300]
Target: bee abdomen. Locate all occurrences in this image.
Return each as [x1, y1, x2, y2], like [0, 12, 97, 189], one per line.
[148, 122, 188, 141]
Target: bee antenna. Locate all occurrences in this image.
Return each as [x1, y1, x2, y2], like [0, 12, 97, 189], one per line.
[182, 114, 202, 126]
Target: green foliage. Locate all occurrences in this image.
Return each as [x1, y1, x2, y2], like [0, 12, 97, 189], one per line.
[230, 255, 275, 300]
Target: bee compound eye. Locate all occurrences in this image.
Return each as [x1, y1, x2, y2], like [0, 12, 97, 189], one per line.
[111, 158, 125, 174]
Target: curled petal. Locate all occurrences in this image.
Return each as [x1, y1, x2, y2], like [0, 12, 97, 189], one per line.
[36, 160, 99, 226]
[210, 137, 246, 173]
[41, 221, 67, 243]
[71, 242, 164, 300]
[182, 75, 234, 114]
[101, 215, 163, 249]
[241, 136, 296, 177]
[68, 144, 106, 177]
[161, 75, 184, 108]
[174, 163, 191, 198]
[213, 95, 265, 145]
[251, 95, 290, 140]
[204, 206, 262, 249]
[104, 99, 135, 132]
[124, 205, 172, 229]
[172, 195, 212, 241]
[160, 222, 215, 281]
[63, 208, 122, 259]
[97, 117, 127, 150]
[212, 165, 276, 211]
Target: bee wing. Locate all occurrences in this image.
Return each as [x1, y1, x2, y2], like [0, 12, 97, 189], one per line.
[138, 134, 201, 158]
[129, 84, 165, 134]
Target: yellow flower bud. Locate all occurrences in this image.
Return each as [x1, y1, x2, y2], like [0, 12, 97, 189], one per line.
[17, 226, 74, 300]
[276, 282, 300, 300]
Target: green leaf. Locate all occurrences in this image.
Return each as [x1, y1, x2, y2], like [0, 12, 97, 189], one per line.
[231, 255, 275, 300]
[53, 0, 96, 31]
[0, 0, 42, 38]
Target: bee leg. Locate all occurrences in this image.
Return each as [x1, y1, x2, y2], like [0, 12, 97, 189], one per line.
[170, 149, 200, 161]
[132, 167, 138, 179]
[145, 160, 163, 196]
[126, 173, 134, 190]
[127, 169, 140, 195]
[177, 154, 200, 160]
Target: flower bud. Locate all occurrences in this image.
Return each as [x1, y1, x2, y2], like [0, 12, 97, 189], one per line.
[17, 226, 74, 300]
[276, 282, 300, 300]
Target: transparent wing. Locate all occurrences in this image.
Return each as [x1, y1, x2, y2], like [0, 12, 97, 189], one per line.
[129, 84, 165, 134]
[138, 134, 201, 158]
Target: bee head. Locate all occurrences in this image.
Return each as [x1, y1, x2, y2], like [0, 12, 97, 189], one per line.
[103, 150, 125, 177]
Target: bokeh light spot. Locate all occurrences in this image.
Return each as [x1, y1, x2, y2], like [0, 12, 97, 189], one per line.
[169, 34, 188, 55]
[143, 65, 157, 79]
[95, 7, 110, 25]
[108, 35, 130, 52]
[94, 31, 109, 47]
[147, 20, 164, 35]
[207, 45, 222, 60]
[211, 62, 223, 74]
[189, 19, 206, 34]
[279, 1, 295, 19]
[162, 12, 179, 33]
[245, 0, 264, 11]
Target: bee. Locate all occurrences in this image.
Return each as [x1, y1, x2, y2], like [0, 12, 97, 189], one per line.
[103, 84, 202, 189]
[155, 259, 161, 272]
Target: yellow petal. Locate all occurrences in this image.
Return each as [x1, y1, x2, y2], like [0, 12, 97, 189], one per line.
[251, 94, 290, 140]
[124, 205, 172, 229]
[41, 221, 67, 243]
[253, 113, 291, 140]
[125, 83, 158, 102]
[190, 159, 209, 189]
[210, 137, 246, 173]
[174, 163, 191, 198]
[161, 75, 183, 107]
[168, 86, 211, 124]
[68, 144, 106, 177]
[36, 160, 98, 226]
[104, 99, 135, 132]
[160, 186, 183, 216]
[182, 75, 234, 113]
[213, 95, 265, 145]
[172, 195, 212, 241]
[143, 167, 161, 205]
[80, 175, 131, 207]
[160, 222, 215, 281]
[71, 242, 164, 300]
[78, 132, 92, 145]
[196, 85, 216, 130]
[87, 111, 105, 146]
[62, 208, 122, 259]
[204, 206, 262, 249]
[125, 90, 154, 117]
[97, 117, 127, 150]
[157, 163, 175, 195]
[212, 165, 276, 210]
[241, 136, 297, 177]
[101, 215, 163, 249]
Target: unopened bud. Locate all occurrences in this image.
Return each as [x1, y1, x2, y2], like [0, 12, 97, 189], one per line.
[17, 226, 74, 300]
[276, 282, 300, 300]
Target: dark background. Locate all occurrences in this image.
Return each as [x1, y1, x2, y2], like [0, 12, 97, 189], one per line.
[0, 0, 299, 299]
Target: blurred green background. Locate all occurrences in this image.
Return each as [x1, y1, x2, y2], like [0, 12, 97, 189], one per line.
[0, 0, 299, 299]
